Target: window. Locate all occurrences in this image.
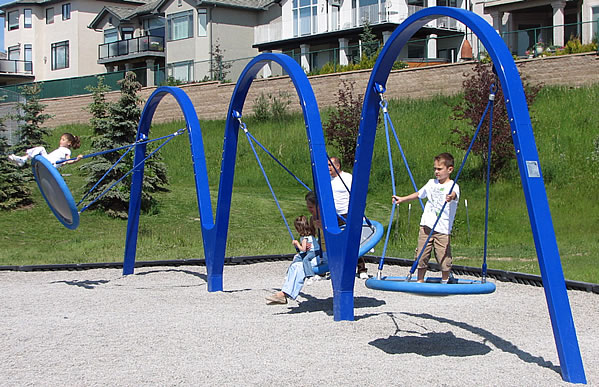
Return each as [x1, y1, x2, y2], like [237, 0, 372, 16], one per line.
[198, 9, 207, 37]
[437, 0, 457, 7]
[104, 28, 118, 43]
[51, 40, 69, 70]
[168, 60, 193, 82]
[8, 45, 20, 60]
[24, 9, 32, 28]
[46, 8, 54, 24]
[24, 44, 32, 72]
[62, 3, 71, 20]
[8, 10, 19, 30]
[292, 0, 318, 37]
[593, 7, 599, 42]
[143, 17, 165, 37]
[121, 27, 134, 40]
[167, 10, 193, 41]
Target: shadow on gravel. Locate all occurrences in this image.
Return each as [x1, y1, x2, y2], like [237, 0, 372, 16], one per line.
[277, 295, 386, 317]
[135, 268, 207, 281]
[369, 312, 561, 374]
[51, 279, 110, 289]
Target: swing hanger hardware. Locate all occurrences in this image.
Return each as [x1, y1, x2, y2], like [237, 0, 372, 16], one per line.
[232, 110, 248, 132]
[488, 83, 497, 101]
[375, 83, 389, 113]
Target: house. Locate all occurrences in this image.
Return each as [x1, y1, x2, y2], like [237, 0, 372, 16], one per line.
[0, 0, 278, 86]
[472, 0, 599, 56]
[88, 0, 278, 86]
[0, 0, 149, 86]
[255, 0, 473, 75]
[1, 0, 597, 87]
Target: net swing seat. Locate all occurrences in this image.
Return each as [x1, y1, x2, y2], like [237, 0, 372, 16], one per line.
[31, 129, 186, 230]
[365, 276, 496, 296]
[364, 82, 498, 297]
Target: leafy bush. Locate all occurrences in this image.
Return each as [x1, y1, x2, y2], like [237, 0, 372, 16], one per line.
[322, 80, 363, 167]
[554, 37, 598, 55]
[449, 62, 543, 179]
[252, 91, 292, 122]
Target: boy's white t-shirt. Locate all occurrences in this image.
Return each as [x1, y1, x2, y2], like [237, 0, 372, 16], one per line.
[418, 178, 460, 235]
[46, 147, 71, 166]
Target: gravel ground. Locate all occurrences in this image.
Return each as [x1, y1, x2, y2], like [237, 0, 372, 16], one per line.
[1, 261, 597, 386]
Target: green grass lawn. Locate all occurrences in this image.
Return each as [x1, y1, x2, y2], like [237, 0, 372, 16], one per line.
[2, 84, 598, 283]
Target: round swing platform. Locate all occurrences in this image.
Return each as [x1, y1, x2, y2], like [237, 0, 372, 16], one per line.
[365, 275, 496, 296]
[32, 155, 79, 230]
[312, 219, 384, 275]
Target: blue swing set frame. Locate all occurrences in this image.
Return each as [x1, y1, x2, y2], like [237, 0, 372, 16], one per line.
[116, 7, 584, 383]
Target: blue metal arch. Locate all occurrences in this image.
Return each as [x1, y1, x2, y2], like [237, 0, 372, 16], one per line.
[216, 53, 346, 295]
[123, 86, 214, 278]
[347, 6, 585, 383]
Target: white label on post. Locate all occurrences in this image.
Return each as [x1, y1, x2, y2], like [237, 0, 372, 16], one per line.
[526, 160, 540, 178]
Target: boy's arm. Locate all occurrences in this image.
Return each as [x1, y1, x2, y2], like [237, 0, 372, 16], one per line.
[392, 191, 419, 205]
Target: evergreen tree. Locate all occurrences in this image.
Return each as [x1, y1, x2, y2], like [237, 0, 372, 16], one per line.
[81, 72, 168, 218]
[360, 21, 379, 60]
[11, 84, 53, 154]
[0, 114, 32, 210]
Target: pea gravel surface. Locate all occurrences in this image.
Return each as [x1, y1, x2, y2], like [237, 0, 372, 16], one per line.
[1, 261, 597, 386]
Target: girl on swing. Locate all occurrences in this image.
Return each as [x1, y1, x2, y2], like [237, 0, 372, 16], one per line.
[266, 191, 327, 305]
[291, 215, 322, 286]
[8, 133, 83, 168]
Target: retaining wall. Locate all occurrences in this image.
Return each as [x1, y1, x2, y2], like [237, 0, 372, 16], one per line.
[43, 52, 599, 128]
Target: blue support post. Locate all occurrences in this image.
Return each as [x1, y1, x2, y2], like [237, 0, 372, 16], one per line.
[353, 7, 586, 383]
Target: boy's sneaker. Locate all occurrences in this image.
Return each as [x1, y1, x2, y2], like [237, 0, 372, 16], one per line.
[359, 272, 369, 280]
[8, 154, 25, 167]
[305, 277, 314, 286]
[312, 275, 323, 282]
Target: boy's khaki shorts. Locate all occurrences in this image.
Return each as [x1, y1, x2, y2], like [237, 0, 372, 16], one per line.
[415, 225, 452, 272]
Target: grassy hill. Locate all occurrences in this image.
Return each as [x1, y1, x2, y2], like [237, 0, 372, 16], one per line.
[2, 84, 598, 283]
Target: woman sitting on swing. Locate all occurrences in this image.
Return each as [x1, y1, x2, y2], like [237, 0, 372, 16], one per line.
[265, 191, 327, 305]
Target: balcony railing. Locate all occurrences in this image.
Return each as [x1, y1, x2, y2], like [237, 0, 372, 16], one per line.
[0, 59, 33, 75]
[255, 4, 465, 44]
[99, 36, 165, 60]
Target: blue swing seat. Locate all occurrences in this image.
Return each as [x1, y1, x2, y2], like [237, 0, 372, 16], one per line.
[32, 155, 80, 230]
[365, 275, 496, 296]
[312, 219, 384, 275]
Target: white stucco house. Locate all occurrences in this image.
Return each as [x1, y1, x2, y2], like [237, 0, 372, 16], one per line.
[0, 0, 597, 86]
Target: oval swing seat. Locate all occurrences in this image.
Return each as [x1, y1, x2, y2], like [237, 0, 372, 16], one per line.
[32, 155, 80, 230]
[313, 219, 384, 275]
[365, 275, 496, 296]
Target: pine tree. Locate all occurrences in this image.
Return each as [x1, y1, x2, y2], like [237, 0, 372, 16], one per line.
[11, 84, 54, 154]
[80, 72, 168, 218]
[360, 21, 379, 60]
[0, 113, 32, 210]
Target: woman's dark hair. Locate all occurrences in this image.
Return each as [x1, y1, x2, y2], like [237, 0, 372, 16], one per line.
[62, 133, 81, 149]
[305, 190, 317, 206]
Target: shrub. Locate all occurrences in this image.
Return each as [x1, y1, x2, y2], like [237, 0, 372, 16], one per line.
[323, 80, 363, 167]
[252, 91, 291, 122]
[449, 62, 543, 179]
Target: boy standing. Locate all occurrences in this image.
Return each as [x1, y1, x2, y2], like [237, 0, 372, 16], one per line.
[392, 153, 460, 283]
